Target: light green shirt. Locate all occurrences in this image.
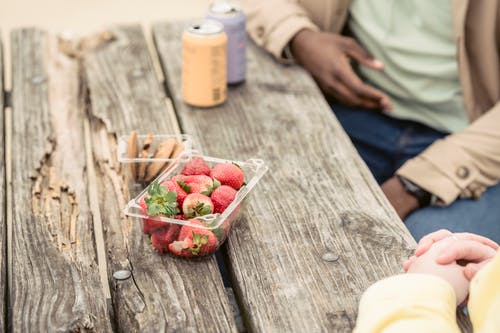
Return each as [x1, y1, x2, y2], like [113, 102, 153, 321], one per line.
[348, 0, 468, 133]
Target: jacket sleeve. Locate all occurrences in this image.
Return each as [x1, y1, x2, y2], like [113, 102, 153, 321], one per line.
[353, 274, 461, 333]
[240, 0, 319, 62]
[396, 101, 500, 205]
[467, 251, 500, 333]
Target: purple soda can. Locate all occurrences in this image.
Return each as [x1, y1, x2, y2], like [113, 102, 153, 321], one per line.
[207, 1, 247, 84]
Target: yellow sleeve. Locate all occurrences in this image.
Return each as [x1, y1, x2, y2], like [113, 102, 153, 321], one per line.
[468, 251, 500, 333]
[354, 274, 461, 333]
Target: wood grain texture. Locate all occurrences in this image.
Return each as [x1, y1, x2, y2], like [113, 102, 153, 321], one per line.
[84, 25, 237, 333]
[9, 28, 112, 332]
[154, 22, 418, 333]
[0, 31, 5, 333]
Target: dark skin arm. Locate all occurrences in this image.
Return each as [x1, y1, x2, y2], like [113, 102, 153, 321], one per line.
[290, 29, 415, 218]
[381, 176, 420, 220]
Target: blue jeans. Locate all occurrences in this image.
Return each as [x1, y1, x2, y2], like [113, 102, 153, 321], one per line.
[333, 104, 500, 244]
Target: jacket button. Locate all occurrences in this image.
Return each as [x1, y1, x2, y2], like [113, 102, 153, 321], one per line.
[256, 26, 265, 38]
[456, 166, 470, 179]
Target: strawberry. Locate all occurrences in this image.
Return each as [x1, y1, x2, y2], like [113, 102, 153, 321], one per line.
[161, 180, 188, 206]
[171, 174, 217, 195]
[181, 157, 211, 176]
[169, 219, 219, 257]
[210, 185, 237, 213]
[185, 175, 216, 195]
[168, 237, 195, 258]
[210, 163, 245, 190]
[139, 197, 168, 234]
[182, 193, 214, 218]
[151, 224, 181, 253]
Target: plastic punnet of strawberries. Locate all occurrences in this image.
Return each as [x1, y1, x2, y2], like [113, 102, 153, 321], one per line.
[138, 157, 245, 257]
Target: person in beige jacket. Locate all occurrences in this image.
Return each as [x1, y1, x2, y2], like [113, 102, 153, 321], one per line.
[242, 0, 500, 243]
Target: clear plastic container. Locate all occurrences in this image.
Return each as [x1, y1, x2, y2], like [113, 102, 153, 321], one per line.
[123, 153, 268, 258]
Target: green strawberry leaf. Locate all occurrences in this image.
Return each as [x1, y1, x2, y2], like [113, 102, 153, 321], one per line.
[211, 227, 225, 241]
[232, 162, 242, 170]
[201, 190, 212, 196]
[213, 179, 221, 189]
[177, 179, 191, 193]
[193, 231, 201, 244]
[145, 181, 180, 217]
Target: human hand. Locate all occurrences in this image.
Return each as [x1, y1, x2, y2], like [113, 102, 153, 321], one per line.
[381, 176, 419, 220]
[407, 240, 470, 305]
[414, 229, 498, 257]
[290, 29, 392, 111]
[403, 229, 499, 272]
[404, 231, 498, 280]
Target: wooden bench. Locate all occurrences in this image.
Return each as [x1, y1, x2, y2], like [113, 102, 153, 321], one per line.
[1, 23, 472, 332]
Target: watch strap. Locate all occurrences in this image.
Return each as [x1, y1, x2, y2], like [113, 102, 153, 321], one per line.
[397, 176, 432, 207]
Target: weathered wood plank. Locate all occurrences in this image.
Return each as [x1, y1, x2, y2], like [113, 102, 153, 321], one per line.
[0, 30, 5, 333]
[84, 25, 238, 332]
[153, 22, 418, 332]
[9, 28, 113, 332]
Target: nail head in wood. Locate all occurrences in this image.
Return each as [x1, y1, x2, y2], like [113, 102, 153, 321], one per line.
[113, 270, 132, 280]
[321, 252, 339, 262]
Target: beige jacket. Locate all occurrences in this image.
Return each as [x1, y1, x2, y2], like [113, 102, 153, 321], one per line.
[242, 0, 500, 205]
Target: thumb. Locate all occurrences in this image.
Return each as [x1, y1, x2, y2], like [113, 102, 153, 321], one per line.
[464, 260, 492, 280]
[464, 263, 482, 280]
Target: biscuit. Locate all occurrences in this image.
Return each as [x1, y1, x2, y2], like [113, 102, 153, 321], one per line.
[126, 131, 138, 180]
[144, 138, 177, 181]
[137, 133, 154, 181]
[170, 142, 185, 160]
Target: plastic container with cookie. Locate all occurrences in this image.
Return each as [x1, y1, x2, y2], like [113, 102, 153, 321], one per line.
[123, 152, 268, 258]
[117, 132, 193, 197]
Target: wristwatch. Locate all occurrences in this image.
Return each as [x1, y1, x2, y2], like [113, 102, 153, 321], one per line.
[397, 175, 432, 207]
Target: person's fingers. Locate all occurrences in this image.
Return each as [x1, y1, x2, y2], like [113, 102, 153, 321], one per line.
[415, 229, 453, 256]
[453, 232, 499, 251]
[436, 240, 497, 265]
[321, 78, 380, 109]
[403, 255, 417, 272]
[341, 37, 384, 70]
[334, 66, 392, 111]
[464, 260, 492, 280]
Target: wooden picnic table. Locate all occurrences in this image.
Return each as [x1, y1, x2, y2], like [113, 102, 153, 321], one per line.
[0, 23, 472, 332]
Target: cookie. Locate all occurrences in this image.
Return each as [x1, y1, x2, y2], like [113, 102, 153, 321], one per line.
[126, 131, 139, 180]
[144, 138, 177, 181]
[137, 133, 154, 181]
[170, 142, 185, 160]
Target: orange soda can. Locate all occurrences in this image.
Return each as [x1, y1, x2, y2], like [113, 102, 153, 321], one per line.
[182, 20, 228, 107]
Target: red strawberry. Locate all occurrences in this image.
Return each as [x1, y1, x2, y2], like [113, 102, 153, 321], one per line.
[210, 185, 237, 213]
[139, 197, 168, 234]
[151, 224, 181, 253]
[171, 174, 216, 195]
[181, 157, 211, 176]
[169, 219, 219, 257]
[184, 175, 214, 195]
[182, 193, 214, 218]
[210, 163, 244, 190]
[161, 180, 188, 206]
